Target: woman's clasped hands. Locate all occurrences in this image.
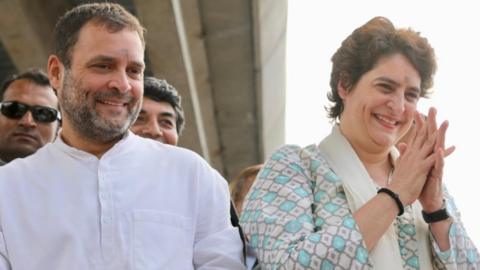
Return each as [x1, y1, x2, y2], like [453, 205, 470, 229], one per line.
[389, 107, 455, 209]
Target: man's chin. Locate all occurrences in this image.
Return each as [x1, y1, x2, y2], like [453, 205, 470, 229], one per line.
[6, 147, 38, 160]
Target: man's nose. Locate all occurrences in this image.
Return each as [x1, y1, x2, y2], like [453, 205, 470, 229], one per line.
[18, 111, 37, 127]
[144, 121, 164, 141]
[107, 71, 133, 93]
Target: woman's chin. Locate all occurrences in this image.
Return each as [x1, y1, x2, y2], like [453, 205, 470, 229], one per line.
[371, 133, 396, 149]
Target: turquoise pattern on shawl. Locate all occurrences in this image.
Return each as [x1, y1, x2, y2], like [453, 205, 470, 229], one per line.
[240, 144, 480, 269]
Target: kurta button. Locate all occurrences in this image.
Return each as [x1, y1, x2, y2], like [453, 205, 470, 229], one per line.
[103, 217, 112, 224]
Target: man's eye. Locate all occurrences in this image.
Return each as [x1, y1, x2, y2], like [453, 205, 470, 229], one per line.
[159, 120, 174, 128]
[93, 64, 111, 70]
[134, 116, 146, 123]
[128, 67, 143, 78]
[128, 67, 140, 74]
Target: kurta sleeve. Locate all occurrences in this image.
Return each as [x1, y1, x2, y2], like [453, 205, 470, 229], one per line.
[431, 187, 480, 269]
[192, 161, 246, 270]
[0, 231, 11, 270]
[240, 145, 371, 270]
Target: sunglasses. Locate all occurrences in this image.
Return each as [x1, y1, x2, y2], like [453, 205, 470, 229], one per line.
[0, 101, 61, 123]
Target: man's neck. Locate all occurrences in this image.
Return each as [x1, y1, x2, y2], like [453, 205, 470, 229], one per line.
[60, 125, 122, 159]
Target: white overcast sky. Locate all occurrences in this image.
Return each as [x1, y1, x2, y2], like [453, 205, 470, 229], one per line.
[286, 0, 480, 246]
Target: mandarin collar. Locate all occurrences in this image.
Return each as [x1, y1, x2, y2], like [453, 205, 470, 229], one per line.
[53, 131, 133, 162]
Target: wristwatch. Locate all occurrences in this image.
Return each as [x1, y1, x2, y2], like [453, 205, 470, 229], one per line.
[422, 200, 450, 223]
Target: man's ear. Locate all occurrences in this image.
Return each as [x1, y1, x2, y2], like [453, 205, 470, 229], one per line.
[47, 55, 64, 94]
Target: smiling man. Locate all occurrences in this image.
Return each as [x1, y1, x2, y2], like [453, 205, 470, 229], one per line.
[0, 3, 244, 270]
[0, 69, 60, 164]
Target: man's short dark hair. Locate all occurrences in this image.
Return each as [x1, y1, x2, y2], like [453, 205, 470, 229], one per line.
[0, 69, 52, 101]
[144, 76, 185, 134]
[52, 2, 145, 68]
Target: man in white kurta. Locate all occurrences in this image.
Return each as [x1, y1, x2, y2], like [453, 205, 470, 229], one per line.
[0, 2, 244, 269]
[0, 133, 244, 269]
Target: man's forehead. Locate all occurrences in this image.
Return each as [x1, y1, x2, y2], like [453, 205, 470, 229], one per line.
[71, 22, 144, 64]
[142, 98, 175, 116]
[4, 80, 57, 107]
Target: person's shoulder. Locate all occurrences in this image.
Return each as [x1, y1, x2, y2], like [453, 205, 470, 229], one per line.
[0, 146, 50, 191]
[263, 143, 332, 179]
[0, 143, 53, 172]
[130, 134, 208, 166]
[268, 143, 321, 163]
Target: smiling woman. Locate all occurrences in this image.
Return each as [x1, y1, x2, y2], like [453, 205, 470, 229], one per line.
[286, 0, 480, 250]
[240, 13, 480, 269]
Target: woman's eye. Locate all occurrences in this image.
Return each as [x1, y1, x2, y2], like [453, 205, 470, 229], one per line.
[378, 83, 393, 91]
[406, 92, 420, 102]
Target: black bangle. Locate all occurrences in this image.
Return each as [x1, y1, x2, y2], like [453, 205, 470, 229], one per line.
[377, 188, 404, 216]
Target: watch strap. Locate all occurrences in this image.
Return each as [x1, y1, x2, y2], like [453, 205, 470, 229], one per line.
[422, 204, 450, 223]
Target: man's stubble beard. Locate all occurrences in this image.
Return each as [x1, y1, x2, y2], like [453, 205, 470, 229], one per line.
[59, 70, 141, 143]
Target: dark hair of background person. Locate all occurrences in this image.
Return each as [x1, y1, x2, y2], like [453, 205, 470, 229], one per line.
[229, 164, 263, 211]
[327, 16, 437, 121]
[52, 2, 145, 68]
[0, 69, 53, 102]
[144, 76, 185, 135]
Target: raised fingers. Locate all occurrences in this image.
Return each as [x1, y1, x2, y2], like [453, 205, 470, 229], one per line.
[412, 112, 427, 148]
[426, 108, 437, 139]
[436, 120, 456, 158]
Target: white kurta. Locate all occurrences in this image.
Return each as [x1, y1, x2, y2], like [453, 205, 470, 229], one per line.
[0, 132, 245, 270]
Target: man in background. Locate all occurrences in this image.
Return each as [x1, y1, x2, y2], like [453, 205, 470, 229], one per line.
[0, 69, 60, 164]
[131, 76, 248, 261]
[130, 76, 184, 145]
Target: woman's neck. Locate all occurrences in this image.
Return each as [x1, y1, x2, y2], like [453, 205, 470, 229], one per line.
[339, 124, 393, 187]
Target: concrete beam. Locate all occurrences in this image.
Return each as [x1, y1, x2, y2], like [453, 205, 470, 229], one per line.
[0, 0, 67, 71]
[253, 0, 288, 159]
[133, 0, 225, 174]
[199, 0, 261, 179]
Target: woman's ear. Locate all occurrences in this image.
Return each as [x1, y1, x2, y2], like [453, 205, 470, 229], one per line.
[337, 80, 349, 99]
[47, 55, 64, 93]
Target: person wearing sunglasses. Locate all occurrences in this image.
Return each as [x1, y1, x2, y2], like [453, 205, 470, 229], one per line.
[0, 69, 60, 164]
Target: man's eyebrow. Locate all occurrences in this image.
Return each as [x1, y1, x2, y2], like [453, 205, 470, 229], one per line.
[85, 55, 116, 65]
[159, 112, 176, 118]
[129, 61, 145, 70]
[85, 55, 145, 70]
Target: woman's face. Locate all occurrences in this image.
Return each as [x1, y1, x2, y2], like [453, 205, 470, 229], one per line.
[339, 53, 421, 151]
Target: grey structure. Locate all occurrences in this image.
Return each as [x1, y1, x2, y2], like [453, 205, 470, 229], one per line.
[0, 0, 287, 179]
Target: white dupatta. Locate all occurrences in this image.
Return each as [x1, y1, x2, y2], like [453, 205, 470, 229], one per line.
[318, 125, 433, 270]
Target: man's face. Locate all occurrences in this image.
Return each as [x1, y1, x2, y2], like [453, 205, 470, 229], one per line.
[0, 79, 59, 162]
[52, 22, 144, 143]
[130, 97, 179, 145]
